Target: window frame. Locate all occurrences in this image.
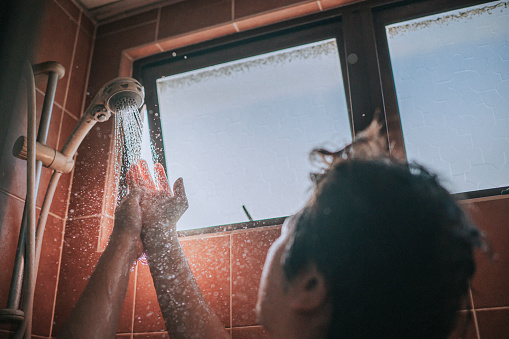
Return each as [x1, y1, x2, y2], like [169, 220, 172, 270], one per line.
[133, 12, 351, 235]
[133, 0, 508, 235]
[372, 0, 509, 199]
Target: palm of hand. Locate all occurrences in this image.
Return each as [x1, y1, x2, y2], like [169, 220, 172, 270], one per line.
[141, 179, 188, 230]
[128, 161, 188, 236]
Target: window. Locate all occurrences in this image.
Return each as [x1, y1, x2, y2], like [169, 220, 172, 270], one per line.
[374, 0, 509, 197]
[135, 0, 509, 233]
[136, 20, 351, 231]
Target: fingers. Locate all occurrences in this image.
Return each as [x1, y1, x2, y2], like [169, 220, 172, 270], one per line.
[173, 177, 186, 200]
[154, 163, 172, 193]
[127, 163, 141, 190]
[139, 159, 157, 190]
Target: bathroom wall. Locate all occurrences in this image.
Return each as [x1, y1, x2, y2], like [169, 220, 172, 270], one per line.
[55, 0, 509, 338]
[1, 0, 508, 338]
[0, 0, 95, 337]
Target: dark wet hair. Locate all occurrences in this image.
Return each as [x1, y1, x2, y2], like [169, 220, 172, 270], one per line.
[282, 145, 482, 338]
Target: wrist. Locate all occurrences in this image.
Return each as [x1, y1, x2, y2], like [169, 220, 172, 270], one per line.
[142, 227, 179, 257]
[109, 231, 142, 262]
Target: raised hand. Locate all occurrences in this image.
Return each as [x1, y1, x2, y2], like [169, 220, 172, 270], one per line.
[139, 162, 189, 233]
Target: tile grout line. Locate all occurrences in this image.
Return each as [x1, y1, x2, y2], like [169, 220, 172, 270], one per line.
[0, 189, 65, 222]
[79, 17, 97, 119]
[97, 20, 158, 39]
[231, 0, 235, 22]
[469, 289, 481, 339]
[67, 213, 103, 221]
[56, 9, 81, 150]
[53, 0, 79, 24]
[475, 306, 509, 311]
[49, 10, 84, 334]
[155, 7, 161, 42]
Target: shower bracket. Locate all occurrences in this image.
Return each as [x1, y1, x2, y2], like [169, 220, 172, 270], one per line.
[12, 136, 74, 173]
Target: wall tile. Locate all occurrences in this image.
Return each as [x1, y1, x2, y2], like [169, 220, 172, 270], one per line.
[52, 216, 102, 336]
[231, 325, 270, 338]
[234, 2, 320, 32]
[98, 9, 158, 37]
[0, 192, 25, 308]
[476, 308, 509, 339]
[234, 0, 309, 19]
[134, 262, 167, 333]
[98, 216, 115, 252]
[87, 22, 157, 106]
[81, 13, 96, 37]
[67, 119, 113, 218]
[118, 268, 137, 333]
[158, 0, 232, 40]
[447, 310, 479, 339]
[32, 214, 65, 337]
[65, 28, 93, 118]
[54, 0, 81, 22]
[0, 91, 52, 201]
[466, 198, 509, 308]
[33, 0, 78, 107]
[180, 235, 231, 327]
[231, 227, 281, 327]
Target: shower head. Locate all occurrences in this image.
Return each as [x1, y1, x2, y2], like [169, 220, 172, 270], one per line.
[101, 77, 144, 113]
[13, 77, 145, 173]
[86, 77, 144, 122]
[60, 77, 144, 161]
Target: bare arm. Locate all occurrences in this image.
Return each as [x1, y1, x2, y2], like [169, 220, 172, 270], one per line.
[59, 190, 143, 339]
[138, 162, 229, 339]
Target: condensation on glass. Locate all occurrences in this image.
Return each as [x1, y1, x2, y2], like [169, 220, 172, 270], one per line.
[152, 38, 351, 230]
[386, 1, 509, 194]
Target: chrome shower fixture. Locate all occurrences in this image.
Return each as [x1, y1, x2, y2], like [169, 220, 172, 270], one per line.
[13, 77, 144, 173]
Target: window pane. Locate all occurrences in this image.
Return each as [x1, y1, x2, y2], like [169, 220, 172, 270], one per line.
[386, 1, 509, 194]
[156, 39, 351, 230]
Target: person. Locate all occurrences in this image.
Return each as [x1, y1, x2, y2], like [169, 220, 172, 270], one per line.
[59, 121, 482, 339]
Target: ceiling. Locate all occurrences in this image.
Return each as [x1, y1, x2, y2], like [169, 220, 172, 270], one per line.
[76, 0, 186, 24]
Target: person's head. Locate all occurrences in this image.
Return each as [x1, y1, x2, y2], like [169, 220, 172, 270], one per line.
[256, 124, 481, 338]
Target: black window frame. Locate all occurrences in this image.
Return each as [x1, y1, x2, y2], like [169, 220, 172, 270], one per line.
[372, 0, 509, 199]
[133, 12, 353, 235]
[133, 0, 508, 235]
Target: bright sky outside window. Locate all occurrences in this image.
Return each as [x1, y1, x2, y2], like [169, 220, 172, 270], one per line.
[386, 0, 509, 194]
[150, 38, 351, 230]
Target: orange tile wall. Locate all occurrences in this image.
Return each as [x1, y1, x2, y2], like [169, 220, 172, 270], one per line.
[1, 0, 508, 338]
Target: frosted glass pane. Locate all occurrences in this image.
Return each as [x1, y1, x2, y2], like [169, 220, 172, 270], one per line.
[156, 39, 351, 230]
[386, 1, 509, 194]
